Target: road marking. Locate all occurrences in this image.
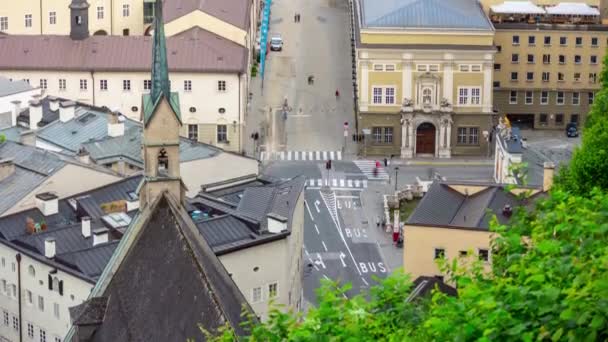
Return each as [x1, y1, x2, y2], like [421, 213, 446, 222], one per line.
[309, 151, 314, 160]
[314, 224, 320, 234]
[335, 195, 359, 199]
[314, 200, 321, 213]
[354, 179, 360, 187]
[347, 179, 353, 187]
[332, 179, 337, 187]
[323, 274, 330, 280]
[280, 151, 285, 160]
[260, 151, 266, 161]
[330, 151, 335, 160]
[339, 251, 347, 267]
[340, 179, 345, 187]
[317, 179, 322, 187]
[315, 151, 320, 160]
[361, 277, 369, 286]
[287, 151, 292, 160]
[305, 200, 315, 221]
[322, 151, 327, 160]
[363, 180, 368, 188]
[315, 253, 326, 269]
[294, 151, 299, 161]
[322, 241, 328, 252]
[337, 151, 342, 160]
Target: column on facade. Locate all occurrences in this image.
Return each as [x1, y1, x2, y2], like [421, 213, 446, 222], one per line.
[401, 118, 408, 148]
[483, 60, 493, 113]
[446, 123, 452, 148]
[401, 53, 413, 102]
[442, 54, 454, 105]
[439, 122, 445, 148]
[360, 54, 370, 111]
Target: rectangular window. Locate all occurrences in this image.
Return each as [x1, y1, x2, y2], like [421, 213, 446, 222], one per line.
[373, 127, 382, 143]
[218, 80, 226, 92]
[457, 127, 467, 144]
[385, 64, 395, 72]
[58, 79, 66, 91]
[559, 36, 567, 45]
[544, 36, 551, 45]
[559, 55, 565, 64]
[122, 80, 131, 91]
[572, 92, 580, 105]
[2, 311, 7, 326]
[571, 114, 579, 124]
[589, 92, 595, 104]
[188, 124, 198, 141]
[26, 290, 32, 305]
[79, 79, 87, 91]
[38, 295, 44, 312]
[40, 79, 47, 89]
[555, 114, 564, 125]
[144, 79, 151, 91]
[574, 55, 581, 64]
[429, 65, 439, 72]
[40, 329, 46, 342]
[496, 45, 502, 52]
[471, 65, 481, 72]
[512, 35, 520, 45]
[122, 4, 130, 17]
[558, 72, 565, 81]
[541, 91, 548, 104]
[217, 125, 227, 143]
[53, 303, 59, 319]
[542, 72, 550, 82]
[575, 37, 583, 46]
[268, 283, 278, 298]
[12, 316, 18, 331]
[493, 63, 501, 71]
[591, 55, 598, 64]
[542, 54, 551, 64]
[417, 64, 428, 72]
[526, 72, 534, 81]
[510, 72, 518, 81]
[511, 53, 519, 63]
[525, 91, 533, 104]
[184, 80, 192, 92]
[527, 54, 534, 64]
[1, 279, 5, 293]
[528, 35, 535, 45]
[459, 64, 469, 72]
[471, 88, 481, 105]
[574, 73, 581, 82]
[493, 81, 500, 88]
[434, 248, 445, 259]
[28, 323, 34, 338]
[100, 79, 108, 91]
[557, 92, 564, 105]
[384, 87, 395, 104]
[97, 6, 104, 19]
[459, 88, 468, 105]
[374, 64, 384, 71]
[372, 87, 382, 104]
[468, 127, 479, 144]
[0, 17, 8, 31]
[384, 127, 393, 143]
[478, 249, 489, 262]
[10, 284, 16, 298]
[540, 113, 548, 124]
[592, 37, 599, 47]
[509, 91, 517, 104]
[25, 14, 32, 28]
[252, 287, 262, 303]
[590, 73, 598, 84]
[54, 338, 61, 342]
[49, 12, 56, 25]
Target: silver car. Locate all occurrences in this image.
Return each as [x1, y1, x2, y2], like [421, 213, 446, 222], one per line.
[270, 35, 283, 51]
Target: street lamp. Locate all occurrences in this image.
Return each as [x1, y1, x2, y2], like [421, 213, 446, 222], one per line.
[394, 166, 399, 191]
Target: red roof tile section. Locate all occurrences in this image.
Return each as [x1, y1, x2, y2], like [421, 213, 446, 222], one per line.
[164, 0, 251, 30]
[0, 27, 247, 73]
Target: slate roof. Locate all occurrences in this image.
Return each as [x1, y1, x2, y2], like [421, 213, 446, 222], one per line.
[407, 181, 542, 230]
[0, 126, 26, 142]
[78, 193, 252, 340]
[164, 0, 251, 30]
[0, 76, 34, 97]
[358, 0, 493, 30]
[407, 276, 457, 302]
[0, 27, 247, 73]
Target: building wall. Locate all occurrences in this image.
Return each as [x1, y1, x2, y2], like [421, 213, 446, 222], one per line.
[493, 28, 607, 128]
[0, 87, 42, 128]
[0, 242, 94, 342]
[1, 164, 122, 217]
[359, 31, 495, 46]
[403, 225, 493, 280]
[0, 0, 144, 36]
[0, 70, 245, 152]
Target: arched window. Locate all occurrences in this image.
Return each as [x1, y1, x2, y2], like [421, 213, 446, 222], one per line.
[157, 149, 169, 176]
[28, 265, 35, 277]
[422, 88, 433, 105]
[52, 277, 60, 292]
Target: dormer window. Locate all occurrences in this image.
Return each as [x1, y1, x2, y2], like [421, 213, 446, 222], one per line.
[158, 149, 169, 176]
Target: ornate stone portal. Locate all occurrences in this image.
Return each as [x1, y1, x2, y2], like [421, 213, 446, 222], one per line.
[400, 98, 453, 159]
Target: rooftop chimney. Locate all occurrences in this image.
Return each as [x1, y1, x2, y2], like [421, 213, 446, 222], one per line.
[543, 162, 555, 192]
[35, 192, 59, 216]
[81, 216, 91, 238]
[48, 96, 60, 112]
[502, 204, 513, 218]
[107, 111, 124, 137]
[44, 237, 56, 258]
[77, 148, 90, 164]
[267, 213, 288, 233]
[28, 99, 43, 130]
[93, 228, 109, 246]
[0, 159, 15, 181]
[10, 100, 21, 127]
[59, 101, 76, 122]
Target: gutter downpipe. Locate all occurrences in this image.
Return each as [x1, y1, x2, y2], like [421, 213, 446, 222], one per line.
[238, 72, 243, 154]
[16, 253, 22, 342]
[110, 0, 114, 35]
[39, 0, 43, 34]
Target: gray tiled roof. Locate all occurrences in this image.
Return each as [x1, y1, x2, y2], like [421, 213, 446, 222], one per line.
[0, 76, 33, 97]
[196, 215, 255, 249]
[359, 0, 493, 30]
[57, 242, 119, 279]
[0, 126, 26, 142]
[407, 181, 529, 230]
[0, 167, 47, 216]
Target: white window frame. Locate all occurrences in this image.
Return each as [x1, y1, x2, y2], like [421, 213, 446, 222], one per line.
[38, 295, 44, 312]
[27, 322, 34, 338]
[373, 64, 384, 71]
[509, 91, 517, 104]
[100, 79, 108, 91]
[384, 87, 395, 104]
[53, 303, 60, 319]
[40, 328, 46, 342]
[589, 92, 595, 104]
[525, 91, 533, 105]
[40, 79, 47, 90]
[372, 87, 382, 104]
[122, 80, 131, 91]
[188, 124, 198, 141]
[458, 87, 469, 105]
[0, 17, 8, 31]
[122, 4, 130, 17]
[540, 91, 548, 105]
[97, 6, 104, 20]
[79, 79, 87, 91]
[217, 125, 228, 143]
[572, 92, 580, 105]
[591, 55, 598, 64]
[58, 79, 66, 91]
[385, 64, 396, 72]
[49, 12, 56, 25]
[591, 37, 599, 47]
[542, 72, 550, 82]
[25, 14, 32, 28]
[268, 282, 278, 299]
[251, 287, 262, 303]
[457, 87, 482, 106]
[556, 92, 565, 105]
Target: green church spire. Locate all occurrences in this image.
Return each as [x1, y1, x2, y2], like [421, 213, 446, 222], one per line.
[142, 0, 181, 126]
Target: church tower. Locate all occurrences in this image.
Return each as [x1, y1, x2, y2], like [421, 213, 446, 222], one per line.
[69, 0, 90, 40]
[139, 0, 185, 208]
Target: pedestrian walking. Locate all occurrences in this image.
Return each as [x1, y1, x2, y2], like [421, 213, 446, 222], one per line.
[297, 13, 301, 22]
[383, 158, 388, 167]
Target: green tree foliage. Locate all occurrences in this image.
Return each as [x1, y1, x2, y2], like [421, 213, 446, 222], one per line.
[204, 190, 608, 341]
[0, 134, 5, 144]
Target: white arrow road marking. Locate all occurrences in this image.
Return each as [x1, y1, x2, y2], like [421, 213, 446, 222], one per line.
[314, 200, 321, 213]
[305, 200, 315, 221]
[322, 241, 328, 252]
[315, 253, 326, 269]
[339, 251, 347, 268]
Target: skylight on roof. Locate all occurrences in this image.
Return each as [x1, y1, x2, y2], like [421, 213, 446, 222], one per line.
[77, 112, 97, 125]
[102, 212, 132, 229]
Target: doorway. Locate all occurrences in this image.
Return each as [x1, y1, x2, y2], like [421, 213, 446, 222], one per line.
[416, 122, 436, 155]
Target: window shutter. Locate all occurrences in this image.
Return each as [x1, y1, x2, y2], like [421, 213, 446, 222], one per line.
[48, 275, 52, 290]
[59, 280, 64, 296]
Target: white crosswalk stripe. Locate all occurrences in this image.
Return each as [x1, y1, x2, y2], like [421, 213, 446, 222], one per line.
[305, 178, 368, 189]
[259, 151, 344, 161]
[353, 160, 390, 180]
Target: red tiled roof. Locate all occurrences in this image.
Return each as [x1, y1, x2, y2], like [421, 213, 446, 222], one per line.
[0, 27, 247, 73]
[164, 0, 251, 30]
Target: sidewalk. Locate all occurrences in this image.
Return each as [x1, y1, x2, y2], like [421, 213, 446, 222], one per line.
[353, 156, 494, 167]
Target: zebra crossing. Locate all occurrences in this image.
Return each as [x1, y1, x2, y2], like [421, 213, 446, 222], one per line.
[260, 150, 342, 161]
[305, 178, 368, 189]
[353, 160, 390, 180]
